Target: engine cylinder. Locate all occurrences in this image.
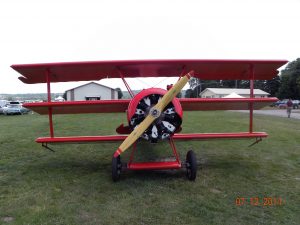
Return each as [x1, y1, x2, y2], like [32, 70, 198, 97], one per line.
[127, 88, 182, 143]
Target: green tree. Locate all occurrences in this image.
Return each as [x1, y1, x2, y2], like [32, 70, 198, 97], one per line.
[220, 80, 236, 88]
[185, 89, 193, 98]
[192, 85, 201, 98]
[62, 91, 67, 101]
[264, 76, 281, 97]
[115, 88, 123, 99]
[277, 75, 292, 99]
[188, 77, 199, 89]
[254, 80, 266, 90]
[277, 58, 300, 99]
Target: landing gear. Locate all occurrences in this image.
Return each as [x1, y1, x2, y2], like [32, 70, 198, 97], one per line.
[112, 155, 122, 182]
[186, 150, 197, 181]
[111, 141, 198, 181]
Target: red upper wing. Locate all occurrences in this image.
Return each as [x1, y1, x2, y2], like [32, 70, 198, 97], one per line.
[11, 59, 287, 84]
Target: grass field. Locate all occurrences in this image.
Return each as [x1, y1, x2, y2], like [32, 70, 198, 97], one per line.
[0, 111, 299, 225]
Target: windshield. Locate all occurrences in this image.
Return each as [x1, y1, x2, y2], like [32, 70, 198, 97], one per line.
[7, 105, 21, 108]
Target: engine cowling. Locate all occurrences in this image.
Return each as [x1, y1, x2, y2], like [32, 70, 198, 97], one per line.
[127, 88, 183, 143]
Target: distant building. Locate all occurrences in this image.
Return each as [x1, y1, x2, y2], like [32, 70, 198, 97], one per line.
[54, 96, 65, 102]
[200, 88, 270, 98]
[65, 82, 118, 101]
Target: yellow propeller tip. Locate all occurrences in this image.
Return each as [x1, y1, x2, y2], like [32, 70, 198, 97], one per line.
[187, 70, 194, 78]
[113, 148, 122, 158]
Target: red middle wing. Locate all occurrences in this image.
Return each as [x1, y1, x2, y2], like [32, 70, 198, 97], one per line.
[179, 98, 277, 111]
[24, 98, 276, 115]
[23, 100, 130, 114]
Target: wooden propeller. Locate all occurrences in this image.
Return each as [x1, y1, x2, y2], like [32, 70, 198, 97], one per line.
[113, 71, 193, 158]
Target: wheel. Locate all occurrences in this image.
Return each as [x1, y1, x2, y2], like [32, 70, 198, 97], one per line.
[112, 155, 122, 182]
[186, 150, 197, 181]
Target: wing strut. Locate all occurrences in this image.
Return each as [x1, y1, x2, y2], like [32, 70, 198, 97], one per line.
[118, 69, 134, 98]
[46, 69, 55, 137]
[249, 65, 254, 133]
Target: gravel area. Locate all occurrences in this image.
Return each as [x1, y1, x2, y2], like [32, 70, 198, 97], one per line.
[235, 109, 300, 119]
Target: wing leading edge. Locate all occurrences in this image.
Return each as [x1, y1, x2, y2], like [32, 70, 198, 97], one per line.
[12, 59, 287, 84]
[24, 98, 277, 115]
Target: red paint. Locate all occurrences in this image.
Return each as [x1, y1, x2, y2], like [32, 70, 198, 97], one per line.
[23, 100, 130, 114]
[46, 70, 54, 138]
[119, 70, 134, 98]
[35, 132, 268, 144]
[179, 97, 278, 111]
[126, 88, 183, 121]
[172, 132, 268, 140]
[128, 142, 138, 164]
[169, 138, 180, 163]
[113, 148, 122, 158]
[186, 70, 194, 79]
[36, 135, 127, 143]
[115, 124, 131, 134]
[126, 137, 182, 170]
[249, 65, 254, 133]
[23, 98, 278, 115]
[11, 59, 287, 84]
[127, 161, 181, 170]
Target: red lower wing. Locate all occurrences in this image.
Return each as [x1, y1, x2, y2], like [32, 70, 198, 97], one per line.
[36, 132, 267, 144]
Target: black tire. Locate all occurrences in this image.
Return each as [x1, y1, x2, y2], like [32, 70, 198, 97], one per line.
[112, 155, 122, 182]
[186, 150, 197, 181]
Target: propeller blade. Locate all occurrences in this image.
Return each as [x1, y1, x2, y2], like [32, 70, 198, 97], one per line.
[114, 115, 156, 157]
[113, 71, 193, 158]
[154, 71, 193, 112]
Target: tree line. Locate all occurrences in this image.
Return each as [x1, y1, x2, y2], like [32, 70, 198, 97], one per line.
[184, 58, 300, 100]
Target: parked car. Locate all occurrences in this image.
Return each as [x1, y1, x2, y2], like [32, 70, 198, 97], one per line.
[278, 100, 288, 109]
[277, 99, 300, 109]
[0, 100, 7, 108]
[3, 104, 29, 115]
[292, 100, 300, 109]
[271, 100, 281, 107]
[0, 106, 4, 114]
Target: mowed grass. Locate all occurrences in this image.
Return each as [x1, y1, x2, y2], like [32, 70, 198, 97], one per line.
[0, 111, 299, 225]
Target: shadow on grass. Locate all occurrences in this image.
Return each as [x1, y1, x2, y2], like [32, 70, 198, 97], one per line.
[20, 156, 194, 182]
[18, 151, 260, 184]
[22, 158, 108, 175]
[203, 158, 258, 170]
[197, 153, 262, 181]
[122, 169, 187, 181]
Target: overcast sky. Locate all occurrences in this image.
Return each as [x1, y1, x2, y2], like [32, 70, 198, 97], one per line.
[0, 0, 299, 94]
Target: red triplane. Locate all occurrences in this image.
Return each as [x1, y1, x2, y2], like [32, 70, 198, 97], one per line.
[11, 59, 287, 181]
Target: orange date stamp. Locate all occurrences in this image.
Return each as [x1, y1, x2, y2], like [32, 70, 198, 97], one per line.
[235, 197, 285, 206]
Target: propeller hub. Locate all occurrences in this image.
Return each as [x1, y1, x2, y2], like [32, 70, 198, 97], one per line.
[149, 108, 161, 118]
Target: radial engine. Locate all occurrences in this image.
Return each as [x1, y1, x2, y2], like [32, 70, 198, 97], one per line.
[126, 88, 183, 143]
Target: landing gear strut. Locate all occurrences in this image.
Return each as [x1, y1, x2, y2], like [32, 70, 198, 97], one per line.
[111, 140, 198, 181]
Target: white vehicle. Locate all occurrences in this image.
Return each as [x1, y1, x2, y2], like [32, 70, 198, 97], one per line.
[3, 101, 30, 115]
[0, 100, 7, 108]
